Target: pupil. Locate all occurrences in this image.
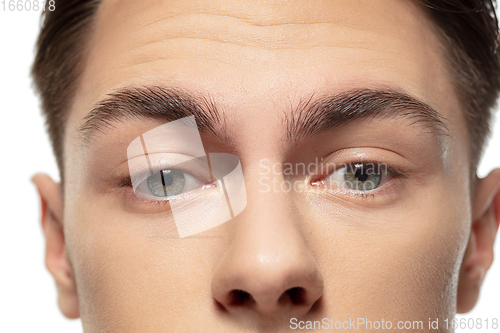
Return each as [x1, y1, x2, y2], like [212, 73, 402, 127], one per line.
[354, 167, 369, 182]
[161, 171, 174, 187]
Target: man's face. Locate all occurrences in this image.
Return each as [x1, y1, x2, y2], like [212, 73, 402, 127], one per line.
[61, 0, 474, 331]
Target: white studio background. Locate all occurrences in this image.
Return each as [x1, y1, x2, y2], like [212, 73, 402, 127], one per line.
[0, 7, 499, 333]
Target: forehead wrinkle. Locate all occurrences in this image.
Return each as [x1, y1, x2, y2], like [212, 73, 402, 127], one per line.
[114, 44, 398, 75]
[101, 7, 427, 78]
[87, 0, 444, 90]
[114, 56, 250, 73]
[130, 35, 397, 54]
[103, 0, 339, 27]
[105, 0, 425, 32]
[95, 1, 420, 58]
[117, 21, 401, 74]
[141, 11, 336, 29]
[126, 13, 399, 51]
[92, 0, 441, 64]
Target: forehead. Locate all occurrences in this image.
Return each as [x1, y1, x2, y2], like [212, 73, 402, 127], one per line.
[68, 0, 466, 151]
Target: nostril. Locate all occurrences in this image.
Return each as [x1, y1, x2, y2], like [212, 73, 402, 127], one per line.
[228, 287, 308, 307]
[229, 289, 254, 306]
[285, 287, 306, 305]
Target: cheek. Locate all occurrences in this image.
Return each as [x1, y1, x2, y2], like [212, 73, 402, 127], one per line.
[363, 199, 467, 318]
[63, 196, 223, 331]
[303, 182, 470, 319]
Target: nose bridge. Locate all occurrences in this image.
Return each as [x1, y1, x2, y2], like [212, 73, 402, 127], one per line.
[211, 165, 323, 318]
[233, 163, 307, 261]
[243, 164, 300, 236]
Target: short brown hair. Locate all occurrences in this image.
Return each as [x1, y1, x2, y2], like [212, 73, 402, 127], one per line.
[31, 0, 500, 182]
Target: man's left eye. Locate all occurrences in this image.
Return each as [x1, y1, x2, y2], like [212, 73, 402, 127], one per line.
[325, 163, 383, 191]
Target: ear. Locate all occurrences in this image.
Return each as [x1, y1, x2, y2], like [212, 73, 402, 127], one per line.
[457, 168, 500, 313]
[32, 174, 80, 319]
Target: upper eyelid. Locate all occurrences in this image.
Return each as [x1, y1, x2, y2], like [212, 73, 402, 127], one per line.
[314, 160, 388, 177]
[314, 161, 402, 189]
[129, 162, 212, 186]
[133, 173, 218, 202]
[131, 166, 204, 188]
[330, 161, 405, 178]
[127, 154, 210, 184]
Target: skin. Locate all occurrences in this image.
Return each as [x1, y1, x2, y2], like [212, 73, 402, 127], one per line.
[33, 0, 500, 332]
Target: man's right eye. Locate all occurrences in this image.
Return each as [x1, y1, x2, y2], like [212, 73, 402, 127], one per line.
[147, 169, 186, 197]
[136, 168, 210, 200]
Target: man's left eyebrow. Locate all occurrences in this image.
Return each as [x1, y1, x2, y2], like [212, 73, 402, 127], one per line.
[285, 88, 450, 143]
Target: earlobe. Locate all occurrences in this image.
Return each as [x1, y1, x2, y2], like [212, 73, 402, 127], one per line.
[457, 169, 500, 313]
[32, 174, 80, 319]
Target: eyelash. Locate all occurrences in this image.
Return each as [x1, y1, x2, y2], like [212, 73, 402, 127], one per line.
[310, 159, 406, 200]
[119, 177, 172, 207]
[119, 177, 133, 187]
[119, 159, 405, 209]
[118, 166, 215, 209]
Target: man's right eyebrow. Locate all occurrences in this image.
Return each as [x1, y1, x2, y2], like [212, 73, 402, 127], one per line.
[79, 86, 228, 144]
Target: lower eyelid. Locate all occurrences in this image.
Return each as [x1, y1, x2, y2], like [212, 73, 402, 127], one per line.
[337, 178, 392, 196]
[120, 177, 221, 212]
[309, 171, 403, 201]
[118, 185, 171, 212]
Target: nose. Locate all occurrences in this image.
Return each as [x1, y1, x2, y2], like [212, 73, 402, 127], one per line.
[211, 179, 323, 319]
